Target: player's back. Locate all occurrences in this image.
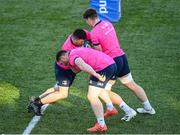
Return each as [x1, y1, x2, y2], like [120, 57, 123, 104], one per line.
[91, 20, 125, 58]
[69, 48, 115, 72]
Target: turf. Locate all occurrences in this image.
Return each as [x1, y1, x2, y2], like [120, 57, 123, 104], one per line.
[0, 0, 180, 134]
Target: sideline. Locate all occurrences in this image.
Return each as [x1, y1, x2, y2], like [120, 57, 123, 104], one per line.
[22, 104, 49, 135]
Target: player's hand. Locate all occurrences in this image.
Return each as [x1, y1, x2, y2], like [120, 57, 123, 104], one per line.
[96, 73, 106, 82]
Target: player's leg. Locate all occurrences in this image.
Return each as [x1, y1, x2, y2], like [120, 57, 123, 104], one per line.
[97, 63, 136, 121]
[104, 80, 122, 105]
[28, 63, 76, 115]
[38, 87, 56, 99]
[119, 73, 155, 114]
[99, 87, 117, 110]
[99, 80, 118, 117]
[28, 86, 69, 116]
[40, 86, 69, 104]
[117, 54, 155, 114]
[87, 86, 104, 120]
[38, 63, 76, 104]
[86, 65, 118, 133]
[87, 85, 107, 132]
[28, 87, 56, 113]
[101, 80, 136, 121]
[93, 64, 118, 118]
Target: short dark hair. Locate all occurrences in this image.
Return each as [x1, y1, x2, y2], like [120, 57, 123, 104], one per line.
[83, 8, 98, 19]
[72, 28, 87, 40]
[56, 50, 67, 61]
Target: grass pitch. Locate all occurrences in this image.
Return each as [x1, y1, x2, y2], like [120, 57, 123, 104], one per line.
[0, 0, 180, 134]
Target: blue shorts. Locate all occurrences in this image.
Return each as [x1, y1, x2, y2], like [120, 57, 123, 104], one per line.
[89, 63, 117, 88]
[55, 63, 76, 87]
[113, 54, 130, 78]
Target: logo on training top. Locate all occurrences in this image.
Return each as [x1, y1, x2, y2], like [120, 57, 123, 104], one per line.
[99, 0, 108, 14]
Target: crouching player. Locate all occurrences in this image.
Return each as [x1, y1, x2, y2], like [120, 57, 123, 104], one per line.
[27, 28, 91, 115]
[56, 48, 135, 133]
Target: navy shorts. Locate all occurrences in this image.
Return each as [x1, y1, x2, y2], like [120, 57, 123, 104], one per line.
[113, 54, 130, 78]
[89, 63, 117, 88]
[55, 63, 76, 87]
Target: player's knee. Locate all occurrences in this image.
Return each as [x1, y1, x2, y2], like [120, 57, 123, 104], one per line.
[57, 86, 69, 99]
[124, 80, 141, 92]
[119, 73, 133, 84]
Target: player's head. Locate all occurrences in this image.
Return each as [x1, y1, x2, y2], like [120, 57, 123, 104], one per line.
[83, 8, 98, 27]
[71, 28, 87, 46]
[56, 50, 69, 66]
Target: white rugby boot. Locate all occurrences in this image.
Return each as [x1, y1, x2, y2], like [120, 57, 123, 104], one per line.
[121, 109, 137, 122]
[137, 107, 156, 114]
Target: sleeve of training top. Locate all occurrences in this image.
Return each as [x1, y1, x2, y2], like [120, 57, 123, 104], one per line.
[90, 30, 100, 46]
[69, 51, 80, 66]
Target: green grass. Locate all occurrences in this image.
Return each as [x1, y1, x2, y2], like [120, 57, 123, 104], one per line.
[0, 0, 180, 134]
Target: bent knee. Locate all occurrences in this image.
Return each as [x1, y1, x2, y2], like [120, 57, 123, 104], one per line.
[57, 86, 69, 99]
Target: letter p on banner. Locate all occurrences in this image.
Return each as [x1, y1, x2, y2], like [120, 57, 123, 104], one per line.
[90, 0, 121, 22]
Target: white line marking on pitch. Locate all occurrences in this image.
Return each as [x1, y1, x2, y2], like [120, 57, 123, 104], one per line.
[22, 104, 49, 135]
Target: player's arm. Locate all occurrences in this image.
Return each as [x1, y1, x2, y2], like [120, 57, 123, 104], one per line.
[90, 32, 102, 51]
[74, 57, 105, 81]
[71, 66, 81, 73]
